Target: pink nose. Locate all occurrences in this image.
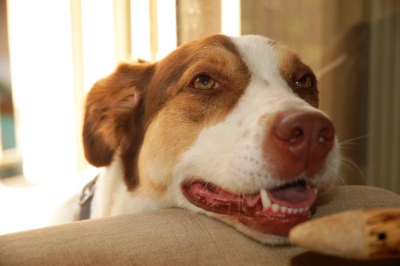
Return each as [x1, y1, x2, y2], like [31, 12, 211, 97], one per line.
[264, 110, 335, 179]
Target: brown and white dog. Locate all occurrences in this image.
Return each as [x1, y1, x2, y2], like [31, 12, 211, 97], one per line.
[82, 34, 340, 245]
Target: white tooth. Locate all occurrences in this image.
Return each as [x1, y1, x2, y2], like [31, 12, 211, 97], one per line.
[287, 208, 293, 214]
[280, 206, 287, 213]
[314, 188, 318, 194]
[305, 206, 310, 212]
[293, 208, 299, 215]
[260, 189, 271, 210]
[299, 208, 304, 214]
[271, 204, 279, 213]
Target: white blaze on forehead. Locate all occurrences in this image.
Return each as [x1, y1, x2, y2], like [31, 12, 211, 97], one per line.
[229, 35, 316, 115]
[230, 35, 288, 88]
[172, 35, 320, 196]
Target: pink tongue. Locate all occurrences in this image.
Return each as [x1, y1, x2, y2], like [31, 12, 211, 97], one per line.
[267, 185, 316, 208]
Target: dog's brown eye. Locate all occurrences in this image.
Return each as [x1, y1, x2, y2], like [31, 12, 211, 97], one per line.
[192, 75, 219, 90]
[295, 76, 313, 89]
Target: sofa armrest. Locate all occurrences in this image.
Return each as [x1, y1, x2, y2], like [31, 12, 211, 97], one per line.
[1, 185, 400, 265]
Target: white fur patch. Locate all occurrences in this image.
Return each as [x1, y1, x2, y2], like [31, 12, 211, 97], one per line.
[172, 35, 339, 199]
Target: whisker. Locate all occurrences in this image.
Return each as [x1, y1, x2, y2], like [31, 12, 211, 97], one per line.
[339, 135, 370, 146]
[115, 185, 147, 213]
[301, 48, 320, 57]
[339, 145, 361, 151]
[227, 189, 235, 215]
[143, 188, 160, 211]
[239, 188, 246, 213]
[322, 108, 335, 116]
[336, 170, 348, 186]
[340, 155, 366, 184]
[192, 181, 202, 207]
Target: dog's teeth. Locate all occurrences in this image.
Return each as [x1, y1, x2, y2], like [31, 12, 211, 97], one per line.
[260, 189, 313, 215]
[314, 188, 318, 194]
[271, 203, 279, 213]
[260, 189, 271, 210]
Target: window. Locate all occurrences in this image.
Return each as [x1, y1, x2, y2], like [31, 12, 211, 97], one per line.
[3, 0, 400, 194]
[0, 0, 21, 178]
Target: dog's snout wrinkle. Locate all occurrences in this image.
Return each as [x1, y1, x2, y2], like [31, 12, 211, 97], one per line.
[264, 110, 335, 179]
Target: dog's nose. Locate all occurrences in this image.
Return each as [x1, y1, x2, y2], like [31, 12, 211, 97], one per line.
[264, 110, 335, 179]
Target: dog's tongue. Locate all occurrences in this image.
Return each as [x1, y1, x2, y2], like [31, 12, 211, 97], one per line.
[267, 184, 316, 208]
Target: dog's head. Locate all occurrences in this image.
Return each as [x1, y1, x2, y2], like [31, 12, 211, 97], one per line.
[83, 34, 340, 244]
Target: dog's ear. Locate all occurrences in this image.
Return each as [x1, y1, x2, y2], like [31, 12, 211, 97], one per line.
[83, 62, 154, 167]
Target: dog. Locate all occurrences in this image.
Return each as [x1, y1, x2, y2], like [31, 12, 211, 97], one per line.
[80, 34, 340, 245]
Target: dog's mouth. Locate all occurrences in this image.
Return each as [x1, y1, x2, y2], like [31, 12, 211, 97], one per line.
[182, 179, 317, 237]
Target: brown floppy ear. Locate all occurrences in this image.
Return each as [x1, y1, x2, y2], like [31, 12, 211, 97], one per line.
[83, 62, 154, 167]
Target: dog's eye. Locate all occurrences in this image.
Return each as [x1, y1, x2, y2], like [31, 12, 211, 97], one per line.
[295, 76, 313, 89]
[192, 75, 220, 90]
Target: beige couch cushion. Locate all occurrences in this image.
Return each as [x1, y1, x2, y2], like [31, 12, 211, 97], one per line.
[1, 185, 400, 265]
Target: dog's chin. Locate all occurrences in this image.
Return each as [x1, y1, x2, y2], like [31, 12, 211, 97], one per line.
[181, 179, 318, 244]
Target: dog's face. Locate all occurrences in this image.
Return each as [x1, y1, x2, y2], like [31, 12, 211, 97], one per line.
[83, 34, 340, 244]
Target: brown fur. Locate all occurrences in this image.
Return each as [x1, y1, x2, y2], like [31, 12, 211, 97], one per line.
[83, 62, 155, 187]
[83, 34, 251, 190]
[276, 45, 319, 108]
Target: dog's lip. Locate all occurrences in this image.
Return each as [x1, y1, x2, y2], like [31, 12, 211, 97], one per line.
[181, 180, 317, 237]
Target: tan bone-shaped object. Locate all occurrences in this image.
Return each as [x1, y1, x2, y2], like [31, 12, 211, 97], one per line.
[289, 208, 400, 260]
